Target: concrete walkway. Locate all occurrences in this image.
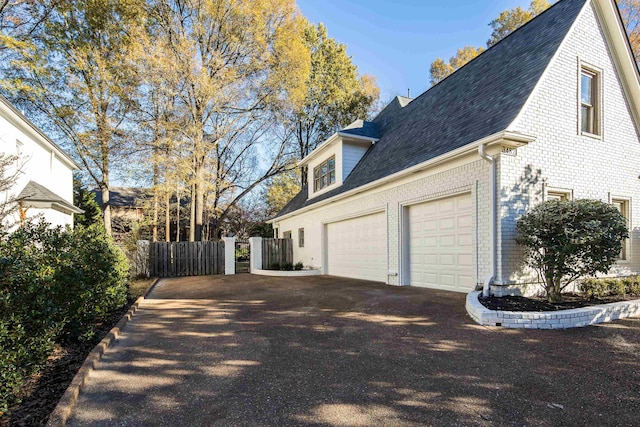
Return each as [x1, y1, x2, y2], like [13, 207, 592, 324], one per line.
[67, 275, 640, 426]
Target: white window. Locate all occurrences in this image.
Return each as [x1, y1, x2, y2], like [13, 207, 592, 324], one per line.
[579, 67, 601, 136]
[313, 156, 336, 192]
[612, 198, 630, 261]
[546, 188, 572, 201]
[283, 230, 292, 239]
[298, 228, 304, 247]
[274, 228, 279, 238]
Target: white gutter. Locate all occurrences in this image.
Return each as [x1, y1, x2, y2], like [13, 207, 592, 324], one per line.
[270, 130, 535, 225]
[478, 144, 496, 298]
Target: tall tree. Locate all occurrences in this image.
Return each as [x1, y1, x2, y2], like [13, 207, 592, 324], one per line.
[3, 0, 147, 236]
[263, 169, 301, 218]
[487, 0, 551, 47]
[429, 46, 485, 86]
[148, 0, 310, 241]
[289, 22, 380, 162]
[429, 1, 551, 85]
[618, 0, 640, 61]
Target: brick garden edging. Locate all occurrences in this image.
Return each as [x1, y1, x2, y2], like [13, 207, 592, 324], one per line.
[466, 290, 640, 329]
[46, 278, 160, 427]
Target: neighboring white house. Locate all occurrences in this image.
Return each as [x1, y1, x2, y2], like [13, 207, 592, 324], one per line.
[270, 0, 640, 296]
[0, 94, 82, 229]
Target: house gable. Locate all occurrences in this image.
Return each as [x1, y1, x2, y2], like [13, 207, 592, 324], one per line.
[498, 0, 640, 285]
[274, 0, 587, 221]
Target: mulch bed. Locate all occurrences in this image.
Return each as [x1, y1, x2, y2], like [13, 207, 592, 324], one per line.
[480, 293, 640, 312]
[0, 304, 131, 427]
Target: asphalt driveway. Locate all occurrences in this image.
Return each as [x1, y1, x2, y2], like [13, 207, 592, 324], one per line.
[67, 275, 640, 426]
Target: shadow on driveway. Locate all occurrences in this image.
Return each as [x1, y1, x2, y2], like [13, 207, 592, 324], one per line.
[67, 275, 640, 426]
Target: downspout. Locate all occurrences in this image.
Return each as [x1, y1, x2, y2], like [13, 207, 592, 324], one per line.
[478, 144, 496, 298]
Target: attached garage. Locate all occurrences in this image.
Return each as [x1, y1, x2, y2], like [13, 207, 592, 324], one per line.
[326, 212, 387, 283]
[404, 193, 474, 292]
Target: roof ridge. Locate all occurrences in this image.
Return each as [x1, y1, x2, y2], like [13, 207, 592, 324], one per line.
[421, 0, 582, 99]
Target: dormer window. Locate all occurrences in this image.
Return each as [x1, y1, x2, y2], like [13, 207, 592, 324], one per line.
[314, 156, 335, 192]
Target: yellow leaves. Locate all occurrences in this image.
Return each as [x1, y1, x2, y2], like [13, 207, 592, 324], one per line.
[429, 46, 484, 86]
[618, 0, 640, 62]
[429, 0, 550, 86]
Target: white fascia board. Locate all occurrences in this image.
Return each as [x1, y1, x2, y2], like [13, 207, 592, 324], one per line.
[298, 133, 341, 167]
[269, 130, 536, 224]
[0, 95, 81, 170]
[336, 132, 380, 143]
[592, 0, 640, 135]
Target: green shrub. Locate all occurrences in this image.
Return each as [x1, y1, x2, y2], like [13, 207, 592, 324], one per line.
[281, 262, 294, 271]
[0, 221, 130, 413]
[294, 262, 304, 271]
[627, 276, 640, 294]
[517, 199, 628, 302]
[579, 276, 640, 299]
[269, 262, 280, 270]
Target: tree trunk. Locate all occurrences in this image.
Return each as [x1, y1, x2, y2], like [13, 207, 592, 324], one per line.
[189, 181, 196, 242]
[152, 162, 159, 242]
[194, 163, 205, 241]
[165, 192, 170, 242]
[100, 180, 111, 236]
[175, 192, 180, 242]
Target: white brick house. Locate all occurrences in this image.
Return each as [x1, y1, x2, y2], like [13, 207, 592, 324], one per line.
[0, 94, 82, 229]
[270, 0, 640, 296]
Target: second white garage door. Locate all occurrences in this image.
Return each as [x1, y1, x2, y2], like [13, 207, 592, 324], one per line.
[406, 193, 474, 292]
[327, 212, 387, 283]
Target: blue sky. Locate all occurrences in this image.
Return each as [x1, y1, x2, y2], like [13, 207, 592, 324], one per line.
[297, 0, 535, 101]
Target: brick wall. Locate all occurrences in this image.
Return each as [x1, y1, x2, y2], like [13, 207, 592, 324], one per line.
[274, 158, 492, 288]
[497, 1, 640, 295]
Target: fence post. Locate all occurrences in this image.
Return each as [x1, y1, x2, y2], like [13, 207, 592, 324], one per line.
[224, 237, 235, 275]
[249, 237, 262, 273]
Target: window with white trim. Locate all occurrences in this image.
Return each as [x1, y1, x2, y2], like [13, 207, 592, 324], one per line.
[298, 228, 304, 247]
[313, 156, 335, 192]
[283, 230, 292, 239]
[546, 188, 572, 201]
[580, 67, 601, 136]
[612, 198, 630, 261]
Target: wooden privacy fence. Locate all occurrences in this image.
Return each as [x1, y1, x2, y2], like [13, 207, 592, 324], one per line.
[150, 241, 225, 277]
[262, 238, 293, 268]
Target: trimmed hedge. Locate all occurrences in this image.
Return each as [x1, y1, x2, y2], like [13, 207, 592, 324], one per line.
[0, 222, 129, 415]
[579, 276, 640, 299]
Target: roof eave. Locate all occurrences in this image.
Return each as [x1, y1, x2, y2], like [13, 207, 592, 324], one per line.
[0, 95, 81, 170]
[269, 130, 536, 223]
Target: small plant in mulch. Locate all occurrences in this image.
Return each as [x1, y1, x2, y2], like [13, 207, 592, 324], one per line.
[516, 199, 628, 303]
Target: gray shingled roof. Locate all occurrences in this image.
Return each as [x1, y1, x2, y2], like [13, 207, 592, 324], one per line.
[92, 187, 150, 208]
[274, 0, 587, 219]
[18, 181, 83, 213]
[339, 120, 380, 139]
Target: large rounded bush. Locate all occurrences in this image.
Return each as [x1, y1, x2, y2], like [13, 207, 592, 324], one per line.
[516, 199, 628, 302]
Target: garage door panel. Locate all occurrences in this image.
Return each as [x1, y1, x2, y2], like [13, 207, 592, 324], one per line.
[407, 193, 474, 293]
[327, 212, 386, 283]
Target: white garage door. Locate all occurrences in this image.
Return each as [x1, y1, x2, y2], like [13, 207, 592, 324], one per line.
[327, 212, 387, 283]
[407, 193, 474, 292]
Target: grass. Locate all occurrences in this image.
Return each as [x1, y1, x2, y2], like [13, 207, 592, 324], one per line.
[129, 278, 156, 300]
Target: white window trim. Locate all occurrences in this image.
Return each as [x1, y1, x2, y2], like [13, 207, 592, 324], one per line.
[544, 186, 573, 201]
[610, 195, 632, 263]
[298, 228, 304, 248]
[313, 156, 336, 193]
[577, 59, 604, 140]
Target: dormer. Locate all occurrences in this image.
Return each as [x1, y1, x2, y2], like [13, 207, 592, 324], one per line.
[299, 120, 379, 199]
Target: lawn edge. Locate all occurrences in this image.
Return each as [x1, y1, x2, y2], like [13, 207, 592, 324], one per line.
[45, 277, 160, 427]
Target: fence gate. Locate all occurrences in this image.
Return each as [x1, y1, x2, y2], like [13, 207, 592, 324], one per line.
[235, 239, 250, 273]
[150, 241, 225, 278]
